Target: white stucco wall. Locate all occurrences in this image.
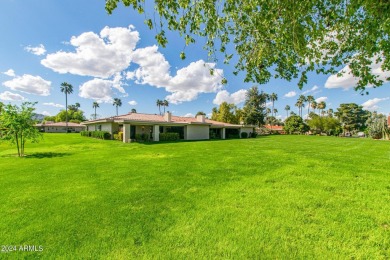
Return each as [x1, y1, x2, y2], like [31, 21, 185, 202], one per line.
[185, 125, 209, 140]
[240, 127, 254, 137]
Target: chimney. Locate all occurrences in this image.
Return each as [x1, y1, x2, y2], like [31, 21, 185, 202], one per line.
[196, 114, 205, 123]
[164, 111, 171, 122]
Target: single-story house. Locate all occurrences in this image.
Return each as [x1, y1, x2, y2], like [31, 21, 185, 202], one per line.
[36, 121, 86, 133]
[82, 112, 255, 142]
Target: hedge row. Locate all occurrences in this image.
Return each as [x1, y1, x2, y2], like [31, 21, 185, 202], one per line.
[80, 131, 111, 140]
[159, 132, 179, 141]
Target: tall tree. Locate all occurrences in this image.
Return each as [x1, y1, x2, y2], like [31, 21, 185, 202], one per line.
[106, 1, 390, 92]
[60, 82, 73, 133]
[318, 101, 327, 116]
[162, 99, 169, 114]
[335, 103, 369, 133]
[295, 100, 305, 118]
[242, 86, 267, 126]
[131, 108, 137, 113]
[266, 108, 271, 117]
[311, 101, 318, 116]
[211, 102, 239, 124]
[273, 108, 278, 117]
[298, 95, 307, 118]
[366, 112, 390, 140]
[0, 102, 42, 157]
[156, 99, 163, 115]
[306, 95, 315, 116]
[327, 108, 334, 117]
[268, 93, 278, 118]
[92, 102, 99, 120]
[113, 98, 122, 116]
[285, 105, 290, 118]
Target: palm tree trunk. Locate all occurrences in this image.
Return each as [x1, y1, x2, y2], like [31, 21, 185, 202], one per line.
[116, 105, 118, 116]
[65, 93, 68, 133]
[94, 107, 97, 120]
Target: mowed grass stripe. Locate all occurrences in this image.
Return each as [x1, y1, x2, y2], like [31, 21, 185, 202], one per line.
[0, 134, 389, 258]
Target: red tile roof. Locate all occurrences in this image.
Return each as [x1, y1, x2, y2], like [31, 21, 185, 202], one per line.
[36, 122, 85, 127]
[264, 125, 284, 131]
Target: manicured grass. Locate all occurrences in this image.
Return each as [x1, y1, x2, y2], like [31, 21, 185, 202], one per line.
[0, 134, 389, 258]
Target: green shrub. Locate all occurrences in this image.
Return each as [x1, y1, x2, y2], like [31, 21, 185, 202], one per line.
[82, 131, 111, 140]
[251, 132, 258, 138]
[118, 132, 123, 141]
[159, 132, 179, 141]
[113, 134, 119, 140]
[241, 132, 248, 138]
[80, 131, 89, 137]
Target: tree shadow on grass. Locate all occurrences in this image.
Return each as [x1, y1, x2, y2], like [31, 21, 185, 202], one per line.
[25, 152, 71, 159]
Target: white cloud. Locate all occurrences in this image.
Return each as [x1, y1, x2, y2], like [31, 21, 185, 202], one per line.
[2, 74, 51, 96]
[362, 97, 389, 111]
[41, 111, 51, 116]
[266, 102, 272, 107]
[183, 113, 194, 117]
[325, 59, 390, 89]
[0, 91, 26, 101]
[213, 89, 247, 105]
[41, 25, 139, 78]
[79, 78, 115, 103]
[128, 45, 223, 104]
[43, 102, 64, 108]
[315, 96, 328, 103]
[3, 69, 15, 77]
[284, 91, 296, 98]
[25, 44, 46, 56]
[128, 100, 137, 106]
[303, 85, 319, 95]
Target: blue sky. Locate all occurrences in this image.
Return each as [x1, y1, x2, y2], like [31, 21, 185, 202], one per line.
[1, 0, 389, 120]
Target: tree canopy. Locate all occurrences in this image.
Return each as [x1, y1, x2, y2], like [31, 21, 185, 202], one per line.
[106, 0, 390, 92]
[0, 102, 42, 157]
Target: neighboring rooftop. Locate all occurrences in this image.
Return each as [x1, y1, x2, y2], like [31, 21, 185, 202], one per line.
[36, 122, 85, 127]
[83, 112, 250, 128]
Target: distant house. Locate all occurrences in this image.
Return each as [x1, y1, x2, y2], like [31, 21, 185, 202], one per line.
[36, 121, 86, 133]
[82, 112, 255, 142]
[264, 124, 285, 134]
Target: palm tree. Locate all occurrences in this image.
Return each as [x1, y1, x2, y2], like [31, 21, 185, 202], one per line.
[92, 102, 99, 120]
[268, 93, 278, 118]
[131, 108, 137, 113]
[311, 101, 318, 115]
[306, 95, 315, 116]
[327, 108, 334, 117]
[273, 108, 278, 116]
[285, 105, 290, 118]
[162, 99, 169, 114]
[295, 100, 305, 118]
[156, 99, 163, 115]
[297, 95, 307, 118]
[60, 82, 73, 133]
[113, 98, 122, 116]
[266, 108, 271, 117]
[318, 101, 326, 116]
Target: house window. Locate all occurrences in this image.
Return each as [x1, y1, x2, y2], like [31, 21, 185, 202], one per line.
[98, 125, 102, 131]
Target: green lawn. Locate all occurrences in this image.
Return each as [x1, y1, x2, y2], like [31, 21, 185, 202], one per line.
[0, 134, 389, 258]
